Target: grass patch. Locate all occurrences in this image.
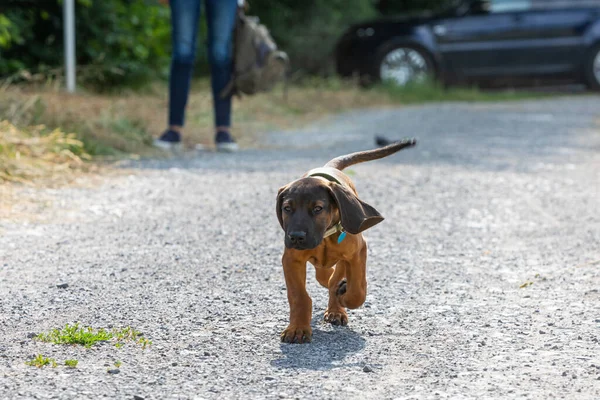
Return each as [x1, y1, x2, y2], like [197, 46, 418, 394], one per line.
[36, 323, 112, 348]
[64, 359, 79, 368]
[25, 354, 57, 368]
[376, 79, 548, 104]
[35, 323, 150, 349]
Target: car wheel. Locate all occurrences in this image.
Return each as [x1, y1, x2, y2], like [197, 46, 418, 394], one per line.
[584, 44, 600, 91]
[374, 43, 435, 87]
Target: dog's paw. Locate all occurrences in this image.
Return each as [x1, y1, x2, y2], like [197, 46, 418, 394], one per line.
[336, 279, 347, 296]
[324, 308, 348, 326]
[280, 325, 312, 344]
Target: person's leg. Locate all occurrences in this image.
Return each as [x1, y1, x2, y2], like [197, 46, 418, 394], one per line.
[169, 0, 201, 130]
[205, 0, 238, 150]
[156, 0, 201, 148]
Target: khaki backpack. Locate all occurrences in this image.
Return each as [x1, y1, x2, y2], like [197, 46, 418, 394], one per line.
[220, 5, 289, 98]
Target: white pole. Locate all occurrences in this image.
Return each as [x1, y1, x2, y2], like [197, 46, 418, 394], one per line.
[63, 0, 76, 93]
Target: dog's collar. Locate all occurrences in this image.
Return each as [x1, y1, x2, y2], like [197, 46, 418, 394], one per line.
[323, 222, 347, 243]
[307, 171, 342, 185]
[323, 222, 342, 238]
[323, 222, 346, 244]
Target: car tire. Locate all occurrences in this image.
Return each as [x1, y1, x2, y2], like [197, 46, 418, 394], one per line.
[373, 42, 436, 87]
[584, 44, 600, 91]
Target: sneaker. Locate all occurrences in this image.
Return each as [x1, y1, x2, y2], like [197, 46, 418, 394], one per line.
[215, 130, 238, 152]
[153, 129, 183, 151]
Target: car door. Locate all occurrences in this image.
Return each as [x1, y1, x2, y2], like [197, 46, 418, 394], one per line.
[514, 4, 598, 74]
[433, 0, 534, 78]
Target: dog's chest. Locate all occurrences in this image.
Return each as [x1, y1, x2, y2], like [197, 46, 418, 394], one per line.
[307, 241, 349, 269]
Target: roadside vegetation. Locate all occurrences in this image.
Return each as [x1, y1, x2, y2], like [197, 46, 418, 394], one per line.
[35, 323, 151, 349]
[0, 77, 552, 184]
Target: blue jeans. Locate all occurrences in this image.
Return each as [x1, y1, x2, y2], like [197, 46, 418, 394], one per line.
[168, 0, 237, 128]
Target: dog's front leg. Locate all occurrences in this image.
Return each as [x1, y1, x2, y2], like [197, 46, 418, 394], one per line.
[281, 252, 312, 344]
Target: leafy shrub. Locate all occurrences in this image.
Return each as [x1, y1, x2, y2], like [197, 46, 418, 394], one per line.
[0, 0, 171, 88]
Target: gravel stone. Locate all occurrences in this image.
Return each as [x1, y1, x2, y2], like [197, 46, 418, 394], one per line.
[1, 97, 599, 399]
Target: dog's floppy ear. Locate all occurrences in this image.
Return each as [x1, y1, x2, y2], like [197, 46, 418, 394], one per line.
[276, 185, 289, 230]
[328, 183, 384, 234]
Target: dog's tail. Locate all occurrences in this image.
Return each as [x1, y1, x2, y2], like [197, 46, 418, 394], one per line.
[324, 138, 417, 171]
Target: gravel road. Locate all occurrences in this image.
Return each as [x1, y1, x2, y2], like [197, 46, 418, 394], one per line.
[1, 97, 599, 399]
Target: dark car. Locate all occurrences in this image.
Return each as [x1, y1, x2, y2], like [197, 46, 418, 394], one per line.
[335, 0, 600, 89]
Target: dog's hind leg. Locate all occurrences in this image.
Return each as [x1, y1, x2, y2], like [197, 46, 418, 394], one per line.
[324, 262, 348, 326]
[337, 244, 367, 310]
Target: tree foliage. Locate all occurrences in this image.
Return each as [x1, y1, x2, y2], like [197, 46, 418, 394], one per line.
[0, 0, 171, 87]
[0, 0, 453, 87]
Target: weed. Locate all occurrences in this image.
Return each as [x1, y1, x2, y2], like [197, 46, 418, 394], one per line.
[35, 323, 150, 349]
[25, 354, 57, 368]
[114, 361, 122, 368]
[64, 359, 78, 368]
[137, 337, 152, 350]
[36, 323, 112, 348]
[114, 326, 142, 341]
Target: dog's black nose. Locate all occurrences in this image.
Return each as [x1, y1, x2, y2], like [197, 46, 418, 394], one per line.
[288, 231, 306, 245]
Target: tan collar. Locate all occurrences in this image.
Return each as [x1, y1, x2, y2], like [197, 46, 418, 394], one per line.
[323, 221, 343, 238]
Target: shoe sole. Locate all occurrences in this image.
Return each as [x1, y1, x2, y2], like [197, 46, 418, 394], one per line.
[216, 142, 239, 153]
[153, 139, 183, 152]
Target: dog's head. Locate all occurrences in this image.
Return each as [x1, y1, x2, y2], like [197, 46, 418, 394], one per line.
[276, 177, 384, 250]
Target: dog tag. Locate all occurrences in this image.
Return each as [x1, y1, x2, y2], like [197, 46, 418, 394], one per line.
[337, 231, 347, 244]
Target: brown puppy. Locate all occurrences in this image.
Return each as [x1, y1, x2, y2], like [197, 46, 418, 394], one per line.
[276, 139, 416, 343]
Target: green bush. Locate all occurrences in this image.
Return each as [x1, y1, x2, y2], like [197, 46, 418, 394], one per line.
[0, 0, 171, 88]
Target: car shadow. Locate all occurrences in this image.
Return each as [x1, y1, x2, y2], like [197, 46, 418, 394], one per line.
[270, 313, 366, 371]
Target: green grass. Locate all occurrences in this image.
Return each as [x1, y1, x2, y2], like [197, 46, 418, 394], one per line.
[25, 354, 57, 368]
[35, 323, 150, 349]
[137, 337, 152, 349]
[64, 359, 78, 368]
[36, 323, 112, 348]
[376, 79, 548, 104]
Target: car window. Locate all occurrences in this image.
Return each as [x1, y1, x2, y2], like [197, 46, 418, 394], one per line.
[533, 0, 600, 9]
[489, 0, 532, 13]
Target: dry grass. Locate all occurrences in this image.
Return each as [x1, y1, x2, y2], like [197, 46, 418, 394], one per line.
[0, 121, 93, 183]
[1, 79, 394, 152]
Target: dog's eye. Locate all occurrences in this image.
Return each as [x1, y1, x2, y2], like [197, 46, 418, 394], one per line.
[313, 206, 323, 214]
[283, 205, 292, 213]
